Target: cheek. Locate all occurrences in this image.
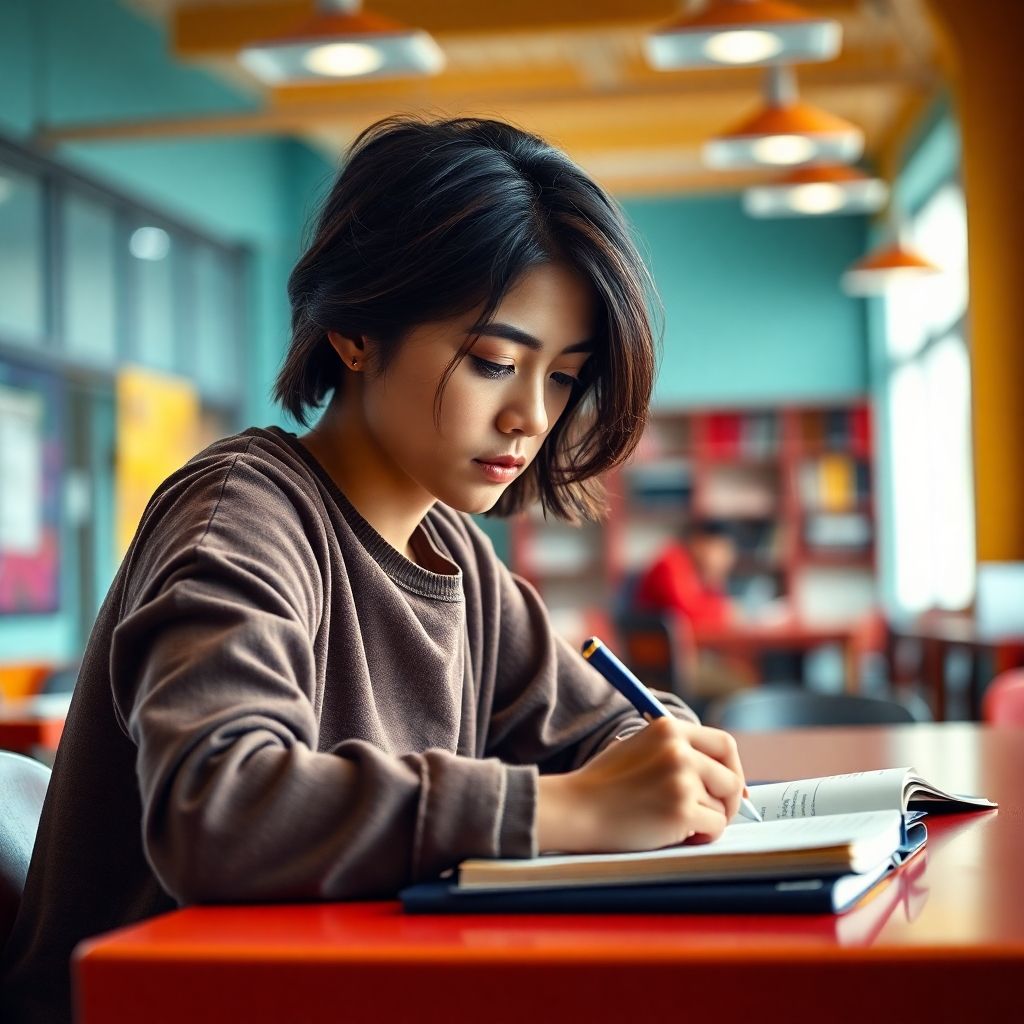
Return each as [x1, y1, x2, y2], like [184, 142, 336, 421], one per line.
[436, 374, 495, 431]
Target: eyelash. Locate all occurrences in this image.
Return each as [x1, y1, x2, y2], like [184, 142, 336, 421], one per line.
[469, 356, 580, 391]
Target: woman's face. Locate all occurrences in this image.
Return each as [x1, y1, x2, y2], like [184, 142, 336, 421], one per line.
[359, 262, 597, 515]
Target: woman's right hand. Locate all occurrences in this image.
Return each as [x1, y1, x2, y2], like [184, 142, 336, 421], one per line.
[536, 716, 746, 854]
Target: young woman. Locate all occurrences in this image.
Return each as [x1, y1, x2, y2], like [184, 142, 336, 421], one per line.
[1, 116, 746, 1024]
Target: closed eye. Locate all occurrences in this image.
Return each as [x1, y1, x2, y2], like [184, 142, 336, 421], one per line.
[469, 355, 514, 379]
[470, 355, 581, 391]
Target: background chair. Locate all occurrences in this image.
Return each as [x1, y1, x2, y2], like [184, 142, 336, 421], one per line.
[705, 687, 929, 732]
[0, 751, 51, 948]
[982, 669, 1024, 725]
[613, 609, 697, 707]
[38, 663, 79, 696]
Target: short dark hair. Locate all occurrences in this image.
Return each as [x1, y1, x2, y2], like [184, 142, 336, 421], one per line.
[274, 115, 660, 522]
[686, 517, 734, 541]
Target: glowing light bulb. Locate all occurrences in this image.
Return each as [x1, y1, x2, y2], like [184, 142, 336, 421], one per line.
[129, 227, 170, 261]
[750, 134, 817, 165]
[303, 42, 384, 77]
[703, 30, 784, 64]
[787, 182, 845, 214]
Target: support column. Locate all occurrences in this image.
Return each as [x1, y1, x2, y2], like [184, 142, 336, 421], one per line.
[927, 1, 1024, 561]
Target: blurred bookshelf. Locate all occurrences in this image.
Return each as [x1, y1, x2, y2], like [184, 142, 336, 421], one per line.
[508, 401, 878, 647]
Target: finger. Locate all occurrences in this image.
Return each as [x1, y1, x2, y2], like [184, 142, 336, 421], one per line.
[689, 746, 744, 815]
[697, 793, 728, 819]
[684, 725, 744, 779]
[684, 726, 748, 816]
[683, 802, 728, 843]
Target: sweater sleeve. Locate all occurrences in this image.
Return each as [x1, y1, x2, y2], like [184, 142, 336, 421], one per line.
[110, 456, 534, 903]
[479, 542, 699, 774]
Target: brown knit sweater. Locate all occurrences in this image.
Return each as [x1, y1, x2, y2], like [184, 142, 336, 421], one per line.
[0, 426, 695, 1023]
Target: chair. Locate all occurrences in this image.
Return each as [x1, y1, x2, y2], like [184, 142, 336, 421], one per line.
[38, 663, 79, 696]
[0, 751, 51, 947]
[705, 687, 926, 732]
[613, 610, 695, 705]
[982, 669, 1024, 725]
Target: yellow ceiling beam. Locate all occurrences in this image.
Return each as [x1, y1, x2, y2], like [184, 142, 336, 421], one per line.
[173, 0, 683, 56]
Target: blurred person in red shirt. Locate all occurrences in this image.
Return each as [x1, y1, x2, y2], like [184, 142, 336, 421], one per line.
[634, 518, 737, 631]
[634, 519, 753, 700]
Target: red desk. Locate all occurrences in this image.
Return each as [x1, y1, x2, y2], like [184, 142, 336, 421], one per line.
[694, 621, 858, 689]
[74, 724, 1023, 1024]
[0, 696, 66, 755]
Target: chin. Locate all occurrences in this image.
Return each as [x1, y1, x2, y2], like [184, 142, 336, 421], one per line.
[442, 486, 506, 516]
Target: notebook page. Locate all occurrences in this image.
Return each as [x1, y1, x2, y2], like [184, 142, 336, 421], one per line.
[740, 768, 911, 823]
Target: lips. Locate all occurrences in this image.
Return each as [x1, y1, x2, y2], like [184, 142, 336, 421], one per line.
[475, 455, 526, 468]
[473, 455, 526, 485]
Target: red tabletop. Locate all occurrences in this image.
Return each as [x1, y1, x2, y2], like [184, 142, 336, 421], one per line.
[74, 723, 1023, 1024]
[0, 697, 66, 753]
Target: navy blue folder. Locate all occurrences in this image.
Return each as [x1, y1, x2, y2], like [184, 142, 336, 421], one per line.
[400, 821, 926, 916]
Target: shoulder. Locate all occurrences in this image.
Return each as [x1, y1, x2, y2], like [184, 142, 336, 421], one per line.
[126, 427, 332, 576]
[146, 428, 326, 528]
[119, 428, 331, 620]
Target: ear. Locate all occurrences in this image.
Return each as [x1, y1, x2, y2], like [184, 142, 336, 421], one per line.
[326, 330, 368, 372]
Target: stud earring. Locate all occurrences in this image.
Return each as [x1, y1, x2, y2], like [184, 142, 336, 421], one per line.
[351, 358, 359, 369]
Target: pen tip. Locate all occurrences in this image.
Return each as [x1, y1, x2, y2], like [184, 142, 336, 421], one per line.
[581, 636, 601, 658]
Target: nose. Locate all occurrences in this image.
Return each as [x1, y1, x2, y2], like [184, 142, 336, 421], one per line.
[496, 377, 549, 438]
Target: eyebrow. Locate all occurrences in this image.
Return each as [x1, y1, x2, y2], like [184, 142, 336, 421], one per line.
[468, 322, 594, 355]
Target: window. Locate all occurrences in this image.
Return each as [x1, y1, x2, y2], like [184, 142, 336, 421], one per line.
[884, 183, 974, 614]
[62, 191, 118, 363]
[192, 243, 243, 404]
[129, 222, 179, 372]
[0, 165, 46, 342]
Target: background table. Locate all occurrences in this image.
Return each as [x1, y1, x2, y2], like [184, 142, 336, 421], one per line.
[889, 614, 1024, 720]
[74, 723, 1024, 1024]
[0, 694, 69, 758]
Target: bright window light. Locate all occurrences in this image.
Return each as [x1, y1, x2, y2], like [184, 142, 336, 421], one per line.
[884, 182, 974, 615]
[924, 334, 975, 609]
[912, 183, 969, 333]
[883, 275, 928, 360]
[889, 363, 933, 613]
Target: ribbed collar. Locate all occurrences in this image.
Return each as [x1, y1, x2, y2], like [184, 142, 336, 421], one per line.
[250, 426, 464, 603]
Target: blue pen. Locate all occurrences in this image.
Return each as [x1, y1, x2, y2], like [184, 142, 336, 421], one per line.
[581, 635, 763, 823]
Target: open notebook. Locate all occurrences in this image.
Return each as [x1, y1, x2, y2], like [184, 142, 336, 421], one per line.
[738, 766, 996, 824]
[456, 809, 909, 891]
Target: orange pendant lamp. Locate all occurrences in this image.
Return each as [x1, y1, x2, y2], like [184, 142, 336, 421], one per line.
[842, 240, 941, 296]
[744, 164, 889, 217]
[647, 0, 842, 70]
[704, 66, 864, 168]
[238, 0, 444, 84]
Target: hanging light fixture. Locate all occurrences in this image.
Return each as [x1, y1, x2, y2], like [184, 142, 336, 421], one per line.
[238, 0, 445, 85]
[646, 0, 842, 70]
[842, 241, 941, 296]
[704, 65, 864, 168]
[744, 165, 889, 218]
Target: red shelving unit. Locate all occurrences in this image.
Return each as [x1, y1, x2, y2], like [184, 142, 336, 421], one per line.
[508, 400, 877, 647]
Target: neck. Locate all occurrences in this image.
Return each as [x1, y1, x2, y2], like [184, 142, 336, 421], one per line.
[299, 393, 435, 560]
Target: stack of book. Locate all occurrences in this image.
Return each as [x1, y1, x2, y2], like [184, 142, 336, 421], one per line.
[401, 767, 994, 916]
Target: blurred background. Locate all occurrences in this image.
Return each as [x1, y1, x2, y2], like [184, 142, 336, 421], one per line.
[1, 0, 1023, 743]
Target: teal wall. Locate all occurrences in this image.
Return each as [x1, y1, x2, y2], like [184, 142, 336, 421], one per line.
[623, 193, 869, 407]
[0, 0, 875, 660]
[0, 0, 333, 660]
